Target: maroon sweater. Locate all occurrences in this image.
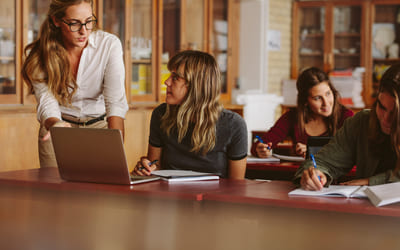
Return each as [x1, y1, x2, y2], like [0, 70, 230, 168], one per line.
[250, 106, 354, 157]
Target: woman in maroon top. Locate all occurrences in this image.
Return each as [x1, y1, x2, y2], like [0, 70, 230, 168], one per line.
[251, 67, 354, 158]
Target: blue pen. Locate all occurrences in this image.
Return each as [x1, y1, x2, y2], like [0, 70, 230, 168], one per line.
[255, 135, 271, 150]
[138, 159, 158, 171]
[310, 154, 321, 181]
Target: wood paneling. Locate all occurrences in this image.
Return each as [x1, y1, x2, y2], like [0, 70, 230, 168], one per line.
[0, 108, 154, 172]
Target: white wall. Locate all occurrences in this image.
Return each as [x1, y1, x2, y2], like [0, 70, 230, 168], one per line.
[238, 0, 268, 92]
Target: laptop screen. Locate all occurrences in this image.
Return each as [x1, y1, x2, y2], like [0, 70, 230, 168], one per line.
[305, 136, 332, 159]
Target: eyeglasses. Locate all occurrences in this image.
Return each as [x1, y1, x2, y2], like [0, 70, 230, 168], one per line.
[60, 16, 97, 32]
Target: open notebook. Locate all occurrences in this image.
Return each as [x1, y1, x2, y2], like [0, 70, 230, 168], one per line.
[50, 127, 160, 185]
[288, 185, 367, 198]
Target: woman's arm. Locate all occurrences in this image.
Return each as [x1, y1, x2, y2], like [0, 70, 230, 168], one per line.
[228, 158, 247, 180]
[250, 110, 295, 157]
[107, 116, 125, 139]
[102, 35, 129, 121]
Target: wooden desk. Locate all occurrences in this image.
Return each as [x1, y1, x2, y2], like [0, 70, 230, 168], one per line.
[246, 161, 301, 180]
[246, 160, 357, 182]
[0, 168, 399, 250]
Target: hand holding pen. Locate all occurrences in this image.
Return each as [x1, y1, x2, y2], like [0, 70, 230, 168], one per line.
[254, 135, 272, 158]
[134, 158, 158, 176]
[300, 154, 326, 190]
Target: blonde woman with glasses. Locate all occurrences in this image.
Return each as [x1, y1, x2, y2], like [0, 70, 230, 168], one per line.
[22, 0, 128, 168]
[133, 50, 248, 179]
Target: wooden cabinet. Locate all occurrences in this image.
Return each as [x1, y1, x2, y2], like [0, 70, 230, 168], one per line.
[0, 1, 19, 103]
[96, 0, 239, 104]
[0, 0, 239, 106]
[292, 0, 400, 107]
[365, 0, 400, 106]
[292, 0, 367, 76]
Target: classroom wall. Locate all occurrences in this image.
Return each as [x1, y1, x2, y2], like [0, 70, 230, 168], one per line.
[267, 0, 292, 117]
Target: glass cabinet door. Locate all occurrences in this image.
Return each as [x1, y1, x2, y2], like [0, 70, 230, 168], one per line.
[183, 0, 205, 51]
[161, 0, 181, 99]
[212, 0, 229, 94]
[370, 3, 400, 100]
[27, 0, 48, 43]
[296, 5, 326, 74]
[0, 0, 16, 102]
[130, 0, 155, 101]
[102, 0, 126, 41]
[333, 5, 362, 70]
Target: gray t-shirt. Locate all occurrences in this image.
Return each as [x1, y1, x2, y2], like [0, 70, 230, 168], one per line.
[149, 103, 248, 178]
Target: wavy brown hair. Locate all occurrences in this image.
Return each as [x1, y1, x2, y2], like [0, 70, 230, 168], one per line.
[296, 67, 343, 136]
[161, 50, 223, 155]
[21, 0, 94, 106]
[369, 63, 400, 158]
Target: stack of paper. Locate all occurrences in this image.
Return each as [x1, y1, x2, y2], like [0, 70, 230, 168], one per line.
[330, 67, 365, 108]
[151, 170, 220, 183]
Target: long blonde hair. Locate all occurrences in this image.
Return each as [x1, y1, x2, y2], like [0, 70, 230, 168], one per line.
[22, 0, 93, 105]
[161, 50, 223, 155]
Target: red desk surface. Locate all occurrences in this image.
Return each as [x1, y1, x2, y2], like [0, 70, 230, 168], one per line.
[246, 161, 357, 181]
[0, 167, 256, 201]
[204, 180, 400, 218]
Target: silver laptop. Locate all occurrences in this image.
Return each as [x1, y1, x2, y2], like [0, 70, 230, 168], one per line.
[50, 127, 159, 185]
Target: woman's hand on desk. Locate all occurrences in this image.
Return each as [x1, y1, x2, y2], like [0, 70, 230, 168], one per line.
[295, 143, 307, 158]
[300, 167, 327, 191]
[255, 142, 272, 158]
[132, 157, 158, 176]
[42, 118, 71, 141]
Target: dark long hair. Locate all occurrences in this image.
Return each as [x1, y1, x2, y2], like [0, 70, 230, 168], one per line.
[369, 63, 400, 158]
[296, 67, 343, 136]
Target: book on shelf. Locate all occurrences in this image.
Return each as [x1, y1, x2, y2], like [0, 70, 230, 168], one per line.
[151, 169, 220, 183]
[364, 182, 400, 207]
[288, 185, 367, 198]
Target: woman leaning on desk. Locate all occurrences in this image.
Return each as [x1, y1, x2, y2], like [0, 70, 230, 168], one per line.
[133, 50, 248, 179]
[251, 67, 354, 158]
[21, 0, 128, 168]
[295, 63, 400, 191]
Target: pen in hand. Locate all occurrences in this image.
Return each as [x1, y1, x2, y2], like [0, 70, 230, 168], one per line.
[138, 159, 158, 171]
[255, 135, 271, 150]
[310, 153, 321, 182]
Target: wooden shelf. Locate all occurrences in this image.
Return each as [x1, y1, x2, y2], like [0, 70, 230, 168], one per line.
[334, 32, 361, 37]
[334, 53, 360, 57]
[131, 59, 151, 64]
[299, 52, 323, 56]
[373, 58, 400, 63]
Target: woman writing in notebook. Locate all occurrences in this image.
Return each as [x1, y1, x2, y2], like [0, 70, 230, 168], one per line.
[297, 63, 400, 190]
[22, 0, 128, 168]
[251, 67, 354, 158]
[133, 50, 248, 179]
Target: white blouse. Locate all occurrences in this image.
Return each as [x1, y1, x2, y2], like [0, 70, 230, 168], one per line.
[33, 30, 129, 124]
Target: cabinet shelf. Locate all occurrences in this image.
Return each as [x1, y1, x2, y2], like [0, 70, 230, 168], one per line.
[131, 59, 151, 64]
[303, 34, 324, 39]
[0, 56, 14, 62]
[373, 58, 400, 63]
[334, 53, 360, 57]
[299, 52, 323, 56]
[334, 32, 361, 37]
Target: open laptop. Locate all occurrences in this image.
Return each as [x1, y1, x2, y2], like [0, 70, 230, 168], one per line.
[50, 127, 160, 185]
[305, 136, 332, 159]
